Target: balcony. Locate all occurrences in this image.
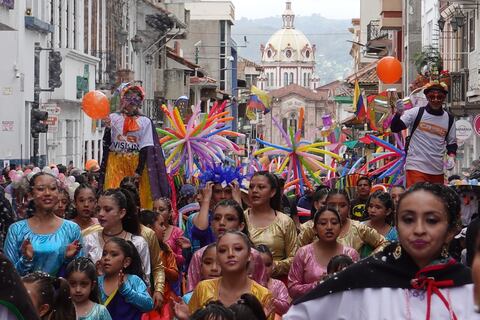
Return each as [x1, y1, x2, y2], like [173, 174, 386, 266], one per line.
[367, 20, 389, 42]
[365, 20, 390, 58]
[380, 0, 402, 30]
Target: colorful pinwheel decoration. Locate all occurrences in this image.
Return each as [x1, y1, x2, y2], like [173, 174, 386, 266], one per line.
[157, 101, 244, 178]
[355, 134, 406, 186]
[254, 107, 342, 194]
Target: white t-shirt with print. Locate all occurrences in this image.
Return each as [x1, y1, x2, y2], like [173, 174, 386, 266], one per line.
[108, 113, 154, 152]
[401, 107, 456, 175]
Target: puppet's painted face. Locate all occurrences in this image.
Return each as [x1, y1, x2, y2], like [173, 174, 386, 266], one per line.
[121, 90, 142, 115]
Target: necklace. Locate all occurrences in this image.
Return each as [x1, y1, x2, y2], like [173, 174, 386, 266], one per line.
[101, 229, 125, 243]
[103, 229, 124, 237]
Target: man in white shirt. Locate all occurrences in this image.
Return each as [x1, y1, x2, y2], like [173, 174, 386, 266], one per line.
[391, 82, 457, 188]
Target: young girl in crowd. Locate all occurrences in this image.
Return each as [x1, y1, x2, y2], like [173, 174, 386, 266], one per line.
[310, 187, 329, 215]
[65, 257, 111, 319]
[364, 191, 397, 242]
[72, 184, 100, 237]
[326, 254, 354, 275]
[119, 180, 169, 309]
[298, 189, 387, 258]
[98, 237, 153, 319]
[22, 271, 76, 320]
[82, 188, 151, 284]
[153, 197, 189, 295]
[183, 243, 221, 304]
[288, 207, 359, 299]
[187, 301, 234, 320]
[4, 172, 82, 276]
[245, 171, 298, 278]
[54, 187, 71, 218]
[187, 199, 266, 291]
[230, 293, 268, 320]
[389, 185, 405, 209]
[139, 210, 179, 319]
[257, 244, 290, 316]
[153, 197, 189, 268]
[189, 231, 274, 319]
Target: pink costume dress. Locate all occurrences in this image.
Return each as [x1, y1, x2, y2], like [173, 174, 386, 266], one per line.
[268, 278, 290, 316]
[187, 246, 266, 292]
[165, 226, 185, 268]
[288, 243, 359, 300]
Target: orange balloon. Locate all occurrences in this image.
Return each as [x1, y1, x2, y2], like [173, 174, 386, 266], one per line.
[82, 91, 110, 119]
[376, 56, 402, 84]
[85, 159, 99, 171]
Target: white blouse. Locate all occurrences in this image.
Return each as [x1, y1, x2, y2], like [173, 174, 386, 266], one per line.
[82, 230, 151, 286]
[285, 284, 478, 320]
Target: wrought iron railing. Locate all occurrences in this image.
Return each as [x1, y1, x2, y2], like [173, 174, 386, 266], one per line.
[143, 99, 165, 126]
[367, 20, 389, 42]
[449, 71, 468, 105]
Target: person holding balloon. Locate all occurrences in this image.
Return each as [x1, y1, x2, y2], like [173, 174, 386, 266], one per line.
[391, 81, 457, 188]
[92, 83, 170, 210]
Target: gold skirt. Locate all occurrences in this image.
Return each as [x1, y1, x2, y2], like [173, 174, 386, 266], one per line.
[104, 152, 153, 209]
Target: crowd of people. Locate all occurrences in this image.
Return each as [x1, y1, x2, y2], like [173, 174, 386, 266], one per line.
[0, 81, 479, 319]
[0, 163, 479, 319]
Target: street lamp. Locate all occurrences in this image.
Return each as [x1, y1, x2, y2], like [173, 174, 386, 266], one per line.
[438, 16, 445, 31]
[451, 18, 459, 32]
[454, 9, 466, 28]
[131, 35, 143, 53]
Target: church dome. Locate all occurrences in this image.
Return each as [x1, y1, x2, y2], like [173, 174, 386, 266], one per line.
[261, 2, 315, 63]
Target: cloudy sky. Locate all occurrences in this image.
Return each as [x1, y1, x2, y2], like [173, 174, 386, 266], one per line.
[232, 0, 360, 20]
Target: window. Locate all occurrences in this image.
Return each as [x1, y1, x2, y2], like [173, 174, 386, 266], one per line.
[267, 50, 272, 58]
[303, 73, 307, 87]
[305, 50, 310, 58]
[289, 72, 294, 85]
[470, 15, 475, 52]
[270, 72, 274, 86]
[284, 72, 288, 86]
[285, 50, 292, 58]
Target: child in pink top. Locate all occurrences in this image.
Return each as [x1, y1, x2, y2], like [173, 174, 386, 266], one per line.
[154, 197, 191, 268]
[257, 244, 290, 316]
[288, 207, 359, 300]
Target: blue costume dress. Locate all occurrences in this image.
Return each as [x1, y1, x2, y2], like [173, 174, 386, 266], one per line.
[98, 274, 153, 320]
[3, 219, 82, 276]
[78, 303, 112, 320]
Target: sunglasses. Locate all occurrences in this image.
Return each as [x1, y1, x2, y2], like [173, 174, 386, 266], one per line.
[426, 92, 446, 100]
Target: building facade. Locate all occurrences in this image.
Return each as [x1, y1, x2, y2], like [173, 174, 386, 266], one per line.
[0, 0, 188, 168]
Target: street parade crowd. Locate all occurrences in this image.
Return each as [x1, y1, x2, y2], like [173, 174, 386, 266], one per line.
[1, 81, 480, 319]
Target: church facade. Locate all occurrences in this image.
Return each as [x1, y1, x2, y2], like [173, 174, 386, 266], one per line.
[255, 2, 331, 147]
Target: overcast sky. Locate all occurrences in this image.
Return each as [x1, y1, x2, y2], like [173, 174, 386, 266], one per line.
[232, 0, 360, 20]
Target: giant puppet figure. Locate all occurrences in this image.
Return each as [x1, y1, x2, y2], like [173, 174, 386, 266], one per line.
[99, 83, 170, 209]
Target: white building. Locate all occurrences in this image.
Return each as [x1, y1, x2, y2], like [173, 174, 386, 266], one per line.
[257, 1, 319, 91]
[421, 0, 441, 48]
[0, 1, 99, 168]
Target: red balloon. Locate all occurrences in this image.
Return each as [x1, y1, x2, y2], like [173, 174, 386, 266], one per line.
[82, 91, 110, 119]
[376, 56, 402, 84]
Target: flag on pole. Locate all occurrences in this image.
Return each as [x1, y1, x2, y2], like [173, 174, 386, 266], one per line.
[352, 80, 366, 118]
[248, 86, 271, 114]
